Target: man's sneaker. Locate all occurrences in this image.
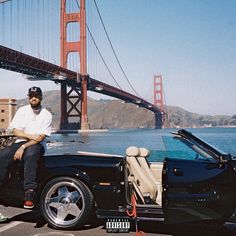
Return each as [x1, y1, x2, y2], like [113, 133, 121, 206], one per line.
[0, 213, 8, 223]
[24, 189, 35, 209]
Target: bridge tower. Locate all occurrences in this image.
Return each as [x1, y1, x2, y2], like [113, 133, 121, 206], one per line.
[154, 75, 163, 129]
[60, 0, 89, 130]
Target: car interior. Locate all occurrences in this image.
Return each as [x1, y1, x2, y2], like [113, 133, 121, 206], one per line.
[78, 148, 163, 207]
[126, 146, 163, 206]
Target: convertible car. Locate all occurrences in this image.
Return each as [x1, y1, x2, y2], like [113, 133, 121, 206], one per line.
[0, 129, 236, 230]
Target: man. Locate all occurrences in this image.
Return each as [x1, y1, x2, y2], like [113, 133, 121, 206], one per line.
[0, 86, 52, 209]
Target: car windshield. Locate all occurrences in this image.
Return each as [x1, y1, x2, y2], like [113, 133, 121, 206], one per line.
[149, 135, 215, 162]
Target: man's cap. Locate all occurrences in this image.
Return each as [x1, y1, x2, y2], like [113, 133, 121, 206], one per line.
[28, 86, 43, 96]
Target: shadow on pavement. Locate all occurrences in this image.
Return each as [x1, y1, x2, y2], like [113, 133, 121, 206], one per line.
[3, 210, 236, 236]
[5, 209, 105, 231]
[3, 209, 47, 228]
[135, 221, 236, 236]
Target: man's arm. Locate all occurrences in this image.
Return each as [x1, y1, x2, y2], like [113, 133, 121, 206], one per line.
[12, 128, 34, 141]
[14, 133, 46, 161]
[22, 134, 46, 147]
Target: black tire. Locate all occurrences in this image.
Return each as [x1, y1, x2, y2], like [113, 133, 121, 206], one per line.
[40, 176, 94, 229]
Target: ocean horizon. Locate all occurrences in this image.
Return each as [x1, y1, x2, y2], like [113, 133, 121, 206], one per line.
[46, 127, 236, 161]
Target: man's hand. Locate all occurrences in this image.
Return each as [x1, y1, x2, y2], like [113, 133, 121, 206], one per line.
[14, 146, 25, 161]
[30, 134, 41, 142]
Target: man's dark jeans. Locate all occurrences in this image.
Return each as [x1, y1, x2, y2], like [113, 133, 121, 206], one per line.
[0, 142, 44, 190]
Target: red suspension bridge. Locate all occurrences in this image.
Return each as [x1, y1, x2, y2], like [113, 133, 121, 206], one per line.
[0, 0, 166, 129]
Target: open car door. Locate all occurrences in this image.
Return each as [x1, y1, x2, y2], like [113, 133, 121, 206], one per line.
[162, 132, 236, 224]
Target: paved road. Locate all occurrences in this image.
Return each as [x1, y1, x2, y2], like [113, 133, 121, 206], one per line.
[1, 205, 236, 236]
[0, 205, 171, 236]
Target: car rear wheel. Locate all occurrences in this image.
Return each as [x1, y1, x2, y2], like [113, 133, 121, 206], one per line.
[40, 177, 94, 229]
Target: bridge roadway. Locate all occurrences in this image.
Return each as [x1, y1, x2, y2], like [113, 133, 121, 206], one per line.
[0, 45, 161, 114]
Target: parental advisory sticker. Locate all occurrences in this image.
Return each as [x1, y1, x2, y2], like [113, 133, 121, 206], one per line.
[106, 218, 130, 233]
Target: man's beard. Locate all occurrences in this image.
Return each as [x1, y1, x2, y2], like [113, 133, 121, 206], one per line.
[31, 102, 41, 111]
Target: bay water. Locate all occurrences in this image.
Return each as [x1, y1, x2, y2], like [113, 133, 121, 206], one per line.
[46, 127, 236, 162]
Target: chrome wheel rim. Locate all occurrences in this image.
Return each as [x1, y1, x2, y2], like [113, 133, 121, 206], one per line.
[44, 181, 85, 226]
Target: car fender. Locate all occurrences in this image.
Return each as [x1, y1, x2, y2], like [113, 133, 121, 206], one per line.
[38, 167, 91, 193]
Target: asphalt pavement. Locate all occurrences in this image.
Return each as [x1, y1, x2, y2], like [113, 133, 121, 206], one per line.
[0, 204, 170, 236]
[1, 205, 236, 236]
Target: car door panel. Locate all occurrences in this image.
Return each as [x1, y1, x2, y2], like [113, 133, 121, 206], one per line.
[163, 158, 236, 223]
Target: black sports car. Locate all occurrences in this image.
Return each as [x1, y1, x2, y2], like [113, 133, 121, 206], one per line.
[0, 129, 236, 230]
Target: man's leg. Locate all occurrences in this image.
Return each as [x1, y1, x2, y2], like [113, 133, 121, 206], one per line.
[23, 143, 44, 190]
[23, 144, 44, 209]
[0, 143, 24, 185]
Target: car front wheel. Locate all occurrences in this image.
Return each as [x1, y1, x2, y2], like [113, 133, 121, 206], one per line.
[40, 176, 94, 229]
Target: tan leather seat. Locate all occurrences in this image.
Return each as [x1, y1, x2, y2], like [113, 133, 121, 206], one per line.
[126, 146, 157, 203]
[137, 147, 162, 205]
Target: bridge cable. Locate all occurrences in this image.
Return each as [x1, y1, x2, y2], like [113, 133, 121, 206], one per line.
[142, 78, 154, 102]
[23, 0, 25, 51]
[93, 0, 143, 98]
[42, 0, 46, 60]
[76, 0, 122, 89]
[52, 0, 56, 64]
[2, 3, 5, 44]
[10, 0, 12, 47]
[36, 0, 39, 57]
[86, 25, 122, 89]
[47, 0, 50, 61]
[162, 85, 170, 125]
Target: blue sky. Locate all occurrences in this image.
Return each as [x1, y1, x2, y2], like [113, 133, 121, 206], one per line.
[0, 0, 235, 116]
